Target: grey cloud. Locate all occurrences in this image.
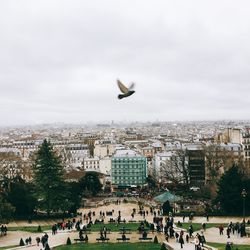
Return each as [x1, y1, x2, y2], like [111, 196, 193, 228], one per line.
[0, 0, 250, 125]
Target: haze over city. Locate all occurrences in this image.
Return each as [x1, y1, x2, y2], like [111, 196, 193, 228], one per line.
[1, 0, 250, 126]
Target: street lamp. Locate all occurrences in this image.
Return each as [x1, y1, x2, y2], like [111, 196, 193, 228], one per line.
[241, 189, 247, 224]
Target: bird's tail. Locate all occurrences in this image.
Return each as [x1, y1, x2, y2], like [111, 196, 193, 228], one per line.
[118, 95, 124, 99]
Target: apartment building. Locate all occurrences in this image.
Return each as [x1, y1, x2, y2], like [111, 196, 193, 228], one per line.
[111, 150, 147, 187]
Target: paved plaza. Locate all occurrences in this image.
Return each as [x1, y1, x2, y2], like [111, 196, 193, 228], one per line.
[1, 201, 249, 250]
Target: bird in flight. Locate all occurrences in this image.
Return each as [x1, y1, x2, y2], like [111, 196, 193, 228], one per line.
[117, 79, 135, 99]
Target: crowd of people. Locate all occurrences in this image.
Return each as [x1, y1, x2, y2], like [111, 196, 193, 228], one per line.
[2, 201, 249, 250]
[219, 221, 247, 238]
[51, 220, 75, 234]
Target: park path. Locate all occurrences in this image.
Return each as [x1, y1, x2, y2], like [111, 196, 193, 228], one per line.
[3, 230, 197, 250]
[1, 202, 250, 250]
[3, 227, 250, 250]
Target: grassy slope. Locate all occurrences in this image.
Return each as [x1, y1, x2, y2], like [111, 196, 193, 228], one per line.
[207, 242, 250, 250]
[8, 225, 52, 233]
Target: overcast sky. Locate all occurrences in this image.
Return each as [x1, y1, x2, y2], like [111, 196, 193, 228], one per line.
[0, 0, 250, 126]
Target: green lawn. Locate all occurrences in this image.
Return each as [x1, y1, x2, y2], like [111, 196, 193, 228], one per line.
[7, 222, 147, 233]
[90, 222, 147, 232]
[179, 223, 228, 232]
[207, 242, 250, 250]
[8, 225, 52, 233]
[55, 243, 161, 250]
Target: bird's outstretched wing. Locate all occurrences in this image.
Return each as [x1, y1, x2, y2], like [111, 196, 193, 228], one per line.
[128, 82, 135, 90]
[117, 79, 129, 94]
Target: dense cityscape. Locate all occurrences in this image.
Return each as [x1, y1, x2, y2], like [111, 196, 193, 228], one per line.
[1, 120, 250, 187]
[0, 121, 250, 249]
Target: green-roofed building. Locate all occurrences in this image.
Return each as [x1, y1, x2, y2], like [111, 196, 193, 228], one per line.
[154, 191, 182, 203]
[111, 150, 147, 187]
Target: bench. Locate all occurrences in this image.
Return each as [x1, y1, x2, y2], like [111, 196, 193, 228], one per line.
[74, 238, 88, 243]
[139, 237, 152, 242]
[116, 237, 130, 242]
[96, 238, 110, 242]
[129, 220, 137, 222]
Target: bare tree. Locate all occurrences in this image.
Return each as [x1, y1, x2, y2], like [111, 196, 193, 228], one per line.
[0, 153, 22, 180]
[160, 149, 190, 188]
[203, 143, 244, 198]
[204, 144, 243, 183]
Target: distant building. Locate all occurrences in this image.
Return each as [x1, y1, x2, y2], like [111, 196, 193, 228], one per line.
[223, 128, 242, 144]
[186, 144, 205, 187]
[83, 156, 100, 171]
[242, 129, 250, 160]
[141, 146, 154, 161]
[99, 157, 112, 175]
[65, 143, 89, 169]
[111, 150, 147, 187]
[153, 151, 173, 180]
[94, 140, 117, 158]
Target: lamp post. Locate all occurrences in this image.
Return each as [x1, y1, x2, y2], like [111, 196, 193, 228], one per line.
[241, 189, 247, 224]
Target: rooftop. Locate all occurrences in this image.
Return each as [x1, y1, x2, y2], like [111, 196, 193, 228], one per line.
[113, 149, 141, 157]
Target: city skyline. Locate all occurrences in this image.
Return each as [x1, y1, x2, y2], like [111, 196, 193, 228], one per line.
[1, 0, 250, 126]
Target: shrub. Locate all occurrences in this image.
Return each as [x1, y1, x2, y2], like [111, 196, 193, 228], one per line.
[19, 238, 25, 246]
[66, 237, 72, 245]
[37, 225, 42, 232]
[154, 235, 159, 243]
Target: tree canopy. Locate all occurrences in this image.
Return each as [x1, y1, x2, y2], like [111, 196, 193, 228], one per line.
[32, 139, 66, 216]
[79, 171, 102, 197]
[6, 176, 37, 216]
[216, 164, 248, 214]
[0, 195, 15, 223]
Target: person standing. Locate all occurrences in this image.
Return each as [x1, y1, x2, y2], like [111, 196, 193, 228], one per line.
[188, 225, 193, 237]
[179, 234, 184, 249]
[225, 242, 232, 250]
[200, 231, 206, 247]
[226, 227, 231, 238]
[219, 225, 224, 235]
[194, 235, 200, 250]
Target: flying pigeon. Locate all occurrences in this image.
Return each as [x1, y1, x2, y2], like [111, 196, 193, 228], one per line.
[117, 79, 135, 99]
